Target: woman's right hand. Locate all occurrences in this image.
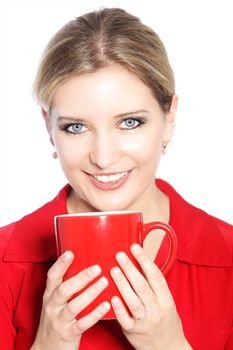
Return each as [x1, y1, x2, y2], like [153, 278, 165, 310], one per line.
[31, 250, 110, 350]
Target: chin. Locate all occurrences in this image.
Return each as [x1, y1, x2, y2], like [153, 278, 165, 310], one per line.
[95, 202, 131, 213]
[95, 206, 122, 212]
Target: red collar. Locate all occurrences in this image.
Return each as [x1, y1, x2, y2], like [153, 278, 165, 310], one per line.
[3, 180, 233, 267]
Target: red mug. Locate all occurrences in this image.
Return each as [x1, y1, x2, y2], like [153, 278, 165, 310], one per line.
[55, 211, 177, 319]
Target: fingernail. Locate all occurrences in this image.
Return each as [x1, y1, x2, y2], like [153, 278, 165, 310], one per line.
[111, 296, 121, 306]
[131, 244, 142, 255]
[100, 301, 110, 312]
[116, 252, 128, 265]
[96, 277, 108, 290]
[88, 265, 102, 277]
[111, 267, 122, 280]
[112, 267, 121, 276]
[62, 251, 73, 262]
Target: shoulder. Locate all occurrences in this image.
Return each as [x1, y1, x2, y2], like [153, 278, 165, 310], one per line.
[182, 205, 233, 266]
[0, 223, 16, 260]
[0, 185, 69, 263]
[157, 179, 233, 266]
[180, 201, 233, 266]
[0, 223, 27, 309]
[208, 214, 233, 254]
[184, 200, 233, 252]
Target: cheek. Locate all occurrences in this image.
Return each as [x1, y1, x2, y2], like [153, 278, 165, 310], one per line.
[122, 133, 162, 162]
[54, 138, 86, 167]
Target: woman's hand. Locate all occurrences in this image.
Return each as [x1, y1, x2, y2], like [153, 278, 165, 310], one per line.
[110, 244, 192, 350]
[31, 251, 110, 350]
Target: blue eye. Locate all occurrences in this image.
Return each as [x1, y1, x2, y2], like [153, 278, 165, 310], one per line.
[120, 118, 142, 130]
[63, 123, 87, 134]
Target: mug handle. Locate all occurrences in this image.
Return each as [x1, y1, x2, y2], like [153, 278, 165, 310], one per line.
[142, 221, 178, 276]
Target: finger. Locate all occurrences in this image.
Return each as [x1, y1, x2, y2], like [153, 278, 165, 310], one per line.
[130, 244, 172, 298]
[111, 296, 134, 331]
[60, 276, 109, 322]
[45, 251, 75, 295]
[110, 266, 146, 319]
[51, 264, 102, 307]
[115, 251, 154, 305]
[71, 302, 111, 334]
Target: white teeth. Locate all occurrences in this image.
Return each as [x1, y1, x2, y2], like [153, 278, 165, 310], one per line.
[92, 172, 128, 183]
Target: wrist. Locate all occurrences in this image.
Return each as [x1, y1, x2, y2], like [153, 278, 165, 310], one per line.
[159, 336, 193, 350]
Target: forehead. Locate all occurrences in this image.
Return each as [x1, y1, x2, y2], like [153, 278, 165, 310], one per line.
[51, 64, 161, 117]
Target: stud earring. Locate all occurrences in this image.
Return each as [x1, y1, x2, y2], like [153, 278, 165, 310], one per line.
[52, 151, 58, 159]
[162, 141, 170, 154]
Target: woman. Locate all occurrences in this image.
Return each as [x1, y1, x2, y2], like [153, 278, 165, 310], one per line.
[0, 7, 232, 350]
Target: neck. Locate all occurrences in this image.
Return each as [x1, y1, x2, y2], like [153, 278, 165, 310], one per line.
[67, 184, 170, 225]
[141, 187, 170, 224]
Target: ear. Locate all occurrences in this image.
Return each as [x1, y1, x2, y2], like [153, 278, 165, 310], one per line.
[41, 107, 55, 146]
[163, 94, 178, 143]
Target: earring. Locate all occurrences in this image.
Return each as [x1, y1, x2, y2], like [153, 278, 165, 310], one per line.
[162, 141, 169, 154]
[52, 151, 58, 159]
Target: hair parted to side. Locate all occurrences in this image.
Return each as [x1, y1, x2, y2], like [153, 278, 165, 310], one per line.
[33, 7, 175, 113]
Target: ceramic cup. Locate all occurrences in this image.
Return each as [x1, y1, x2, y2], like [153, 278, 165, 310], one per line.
[55, 211, 177, 319]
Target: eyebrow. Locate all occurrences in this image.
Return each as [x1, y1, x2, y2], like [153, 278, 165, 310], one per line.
[57, 109, 150, 122]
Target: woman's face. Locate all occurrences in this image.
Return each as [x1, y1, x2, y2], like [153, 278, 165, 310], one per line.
[47, 64, 176, 212]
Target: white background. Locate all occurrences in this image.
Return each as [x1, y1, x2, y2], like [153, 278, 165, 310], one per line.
[0, 0, 232, 226]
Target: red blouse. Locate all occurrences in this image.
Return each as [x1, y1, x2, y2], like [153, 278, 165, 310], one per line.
[0, 179, 233, 349]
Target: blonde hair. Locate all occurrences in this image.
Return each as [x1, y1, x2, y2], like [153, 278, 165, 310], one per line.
[33, 7, 175, 113]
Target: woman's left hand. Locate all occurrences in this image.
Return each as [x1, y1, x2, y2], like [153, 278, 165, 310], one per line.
[110, 244, 192, 350]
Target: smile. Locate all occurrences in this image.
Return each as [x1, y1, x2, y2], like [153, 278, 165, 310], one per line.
[87, 170, 131, 191]
[92, 172, 128, 183]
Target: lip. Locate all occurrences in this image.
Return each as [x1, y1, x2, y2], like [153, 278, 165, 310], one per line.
[86, 170, 132, 191]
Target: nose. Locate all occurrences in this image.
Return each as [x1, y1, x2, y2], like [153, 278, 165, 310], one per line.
[89, 131, 121, 169]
